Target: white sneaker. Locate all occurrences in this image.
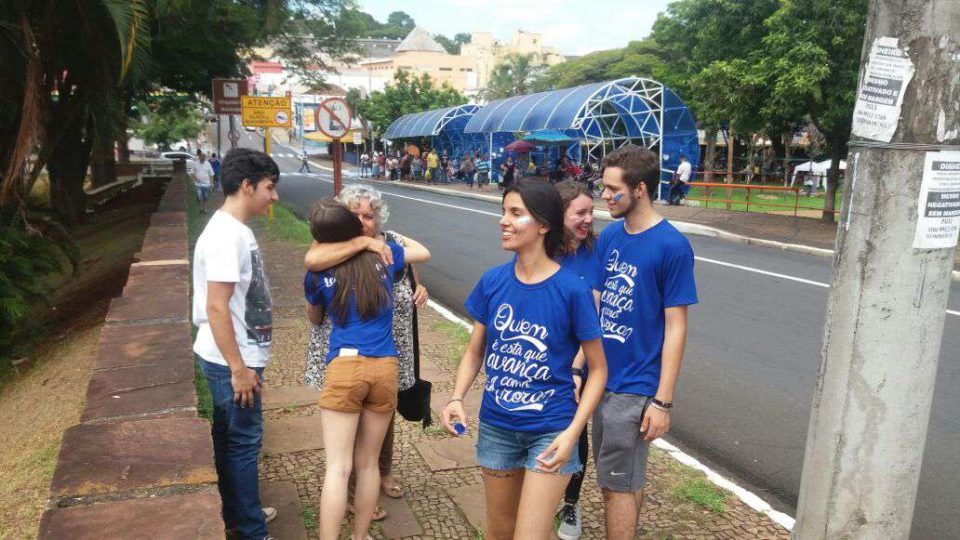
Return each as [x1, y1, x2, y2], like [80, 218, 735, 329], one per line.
[263, 507, 277, 524]
[556, 503, 582, 540]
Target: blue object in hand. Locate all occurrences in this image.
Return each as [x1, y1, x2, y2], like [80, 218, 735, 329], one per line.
[453, 422, 467, 436]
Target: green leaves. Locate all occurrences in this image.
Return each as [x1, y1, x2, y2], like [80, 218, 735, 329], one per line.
[355, 71, 467, 140]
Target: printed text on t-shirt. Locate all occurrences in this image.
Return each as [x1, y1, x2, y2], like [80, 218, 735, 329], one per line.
[600, 249, 636, 343]
[485, 303, 554, 412]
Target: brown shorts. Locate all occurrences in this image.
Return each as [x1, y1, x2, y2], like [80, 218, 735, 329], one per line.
[319, 355, 398, 413]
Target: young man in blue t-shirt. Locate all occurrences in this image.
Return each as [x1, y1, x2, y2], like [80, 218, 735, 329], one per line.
[592, 144, 698, 539]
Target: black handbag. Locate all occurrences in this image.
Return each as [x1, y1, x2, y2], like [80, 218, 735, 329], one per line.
[396, 265, 433, 427]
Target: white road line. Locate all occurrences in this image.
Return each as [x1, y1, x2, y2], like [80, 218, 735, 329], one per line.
[423, 298, 796, 531]
[292, 174, 960, 319]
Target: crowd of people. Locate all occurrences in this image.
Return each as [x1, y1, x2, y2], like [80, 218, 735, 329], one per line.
[355, 147, 602, 195]
[191, 143, 697, 540]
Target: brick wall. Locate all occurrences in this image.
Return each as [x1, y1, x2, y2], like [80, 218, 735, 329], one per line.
[38, 171, 224, 539]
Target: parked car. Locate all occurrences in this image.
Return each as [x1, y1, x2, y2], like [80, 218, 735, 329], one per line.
[160, 151, 196, 162]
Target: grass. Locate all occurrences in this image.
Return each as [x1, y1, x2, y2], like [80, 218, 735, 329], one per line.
[686, 184, 842, 216]
[434, 320, 471, 366]
[672, 477, 729, 514]
[301, 505, 318, 531]
[187, 180, 213, 421]
[255, 202, 313, 248]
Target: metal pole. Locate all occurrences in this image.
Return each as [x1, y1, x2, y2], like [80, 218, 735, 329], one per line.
[229, 115, 237, 150]
[217, 115, 222, 157]
[793, 2, 959, 538]
[333, 138, 343, 195]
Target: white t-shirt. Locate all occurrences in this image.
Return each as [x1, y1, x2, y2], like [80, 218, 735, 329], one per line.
[192, 160, 214, 187]
[677, 161, 692, 182]
[192, 211, 273, 367]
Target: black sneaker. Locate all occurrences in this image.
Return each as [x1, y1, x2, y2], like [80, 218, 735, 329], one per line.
[556, 502, 582, 540]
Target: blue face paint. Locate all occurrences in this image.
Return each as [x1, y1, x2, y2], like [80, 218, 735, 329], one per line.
[612, 193, 623, 203]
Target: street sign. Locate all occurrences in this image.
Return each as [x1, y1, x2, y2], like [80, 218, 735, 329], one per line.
[241, 96, 292, 128]
[352, 131, 362, 146]
[227, 129, 240, 143]
[315, 97, 352, 140]
[212, 79, 248, 114]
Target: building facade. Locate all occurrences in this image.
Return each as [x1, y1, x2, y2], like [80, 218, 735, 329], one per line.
[461, 30, 566, 89]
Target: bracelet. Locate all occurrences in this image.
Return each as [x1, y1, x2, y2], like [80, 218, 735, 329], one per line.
[571, 367, 584, 377]
[650, 402, 671, 413]
[651, 398, 673, 409]
[446, 397, 463, 405]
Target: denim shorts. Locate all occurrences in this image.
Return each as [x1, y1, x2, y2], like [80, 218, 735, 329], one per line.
[196, 185, 211, 200]
[476, 421, 582, 475]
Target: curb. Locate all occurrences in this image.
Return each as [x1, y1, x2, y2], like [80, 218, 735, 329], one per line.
[308, 157, 960, 283]
[423, 298, 796, 532]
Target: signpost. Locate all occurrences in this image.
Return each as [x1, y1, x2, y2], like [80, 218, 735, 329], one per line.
[212, 79, 248, 151]
[315, 97, 352, 195]
[240, 95, 292, 221]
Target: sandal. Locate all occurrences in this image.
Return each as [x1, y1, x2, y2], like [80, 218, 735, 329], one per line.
[380, 476, 403, 499]
[348, 503, 387, 521]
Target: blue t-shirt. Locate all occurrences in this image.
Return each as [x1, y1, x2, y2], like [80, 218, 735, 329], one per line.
[558, 243, 600, 289]
[592, 220, 698, 396]
[465, 262, 602, 433]
[304, 242, 405, 364]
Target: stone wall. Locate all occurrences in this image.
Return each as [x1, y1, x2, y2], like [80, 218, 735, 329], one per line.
[38, 171, 224, 539]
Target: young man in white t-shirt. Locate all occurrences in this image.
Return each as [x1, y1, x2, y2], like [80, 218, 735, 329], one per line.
[192, 147, 280, 540]
[668, 155, 693, 205]
[191, 152, 216, 214]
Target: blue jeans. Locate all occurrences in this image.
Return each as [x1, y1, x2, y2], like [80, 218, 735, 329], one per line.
[199, 358, 267, 540]
[476, 421, 582, 475]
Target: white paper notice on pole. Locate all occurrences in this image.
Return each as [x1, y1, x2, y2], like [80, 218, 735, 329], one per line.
[851, 37, 915, 142]
[913, 151, 960, 249]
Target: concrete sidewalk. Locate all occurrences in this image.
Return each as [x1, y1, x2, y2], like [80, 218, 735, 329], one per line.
[194, 197, 794, 539]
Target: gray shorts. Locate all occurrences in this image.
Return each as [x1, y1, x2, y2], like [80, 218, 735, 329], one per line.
[592, 391, 651, 492]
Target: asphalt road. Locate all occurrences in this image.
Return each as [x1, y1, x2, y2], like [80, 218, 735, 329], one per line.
[241, 132, 959, 539]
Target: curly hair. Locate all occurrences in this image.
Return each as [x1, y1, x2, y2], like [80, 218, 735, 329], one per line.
[336, 184, 390, 225]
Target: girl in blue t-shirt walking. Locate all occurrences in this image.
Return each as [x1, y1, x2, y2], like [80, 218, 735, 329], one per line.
[441, 179, 608, 540]
[304, 199, 430, 540]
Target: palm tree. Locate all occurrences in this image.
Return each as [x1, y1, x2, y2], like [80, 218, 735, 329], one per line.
[0, 0, 150, 224]
[482, 53, 545, 101]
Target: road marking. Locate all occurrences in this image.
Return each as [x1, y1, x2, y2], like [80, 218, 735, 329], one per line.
[288, 167, 960, 319]
[423, 297, 796, 531]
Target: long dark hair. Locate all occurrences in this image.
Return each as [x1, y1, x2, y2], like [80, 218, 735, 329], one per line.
[555, 180, 596, 254]
[308, 199, 390, 324]
[503, 179, 569, 259]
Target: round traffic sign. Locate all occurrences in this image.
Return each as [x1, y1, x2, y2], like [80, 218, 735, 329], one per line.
[275, 110, 289, 125]
[227, 129, 240, 142]
[315, 97, 352, 140]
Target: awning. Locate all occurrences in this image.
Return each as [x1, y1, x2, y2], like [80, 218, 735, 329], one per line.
[384, 104, 480, 139]
[464, 82, 608, 134]
[523, 129, 578, 144]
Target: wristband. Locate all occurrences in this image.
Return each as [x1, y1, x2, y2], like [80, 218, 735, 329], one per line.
[571, 367, 584, 377]
[651, 398, 673, 410]
[446, 397, 463, 406]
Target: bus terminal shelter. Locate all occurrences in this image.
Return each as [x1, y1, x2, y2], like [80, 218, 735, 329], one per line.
[383, 77, 700, 197]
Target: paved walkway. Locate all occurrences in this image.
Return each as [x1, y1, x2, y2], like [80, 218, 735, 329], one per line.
[229, 207, 792, 539]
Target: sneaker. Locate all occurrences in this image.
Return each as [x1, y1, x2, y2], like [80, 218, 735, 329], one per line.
[556, 503, 582, 540]
[263, 507, 277, 524]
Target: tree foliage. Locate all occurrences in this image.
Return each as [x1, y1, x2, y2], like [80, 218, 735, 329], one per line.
[354, 71, 465, 140]
[482, 53, 547, 100]
[132, 94, 205, 150]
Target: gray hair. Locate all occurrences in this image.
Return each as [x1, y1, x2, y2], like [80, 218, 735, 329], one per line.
[336, 184, 390, 225]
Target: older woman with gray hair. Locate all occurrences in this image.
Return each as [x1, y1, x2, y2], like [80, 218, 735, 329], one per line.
[303, 184, 428, 520]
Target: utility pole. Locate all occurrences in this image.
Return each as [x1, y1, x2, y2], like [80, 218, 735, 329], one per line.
[794, 2, 959, 539]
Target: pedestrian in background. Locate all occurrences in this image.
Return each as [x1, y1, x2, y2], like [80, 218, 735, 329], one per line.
[209, 152, 222, 192]
[191, 152, 215, 214]
[299, 149, 311, 174]
[476, 153, 491, 192]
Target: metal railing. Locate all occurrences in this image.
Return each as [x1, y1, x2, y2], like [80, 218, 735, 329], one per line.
[681, 181, 840, 217]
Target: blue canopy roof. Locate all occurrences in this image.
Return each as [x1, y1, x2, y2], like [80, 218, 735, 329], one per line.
[384, 104, 480, 139]
[464, 82, 608, 134]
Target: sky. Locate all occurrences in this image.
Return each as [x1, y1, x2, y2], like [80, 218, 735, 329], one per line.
[357, 0, 674, 56]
